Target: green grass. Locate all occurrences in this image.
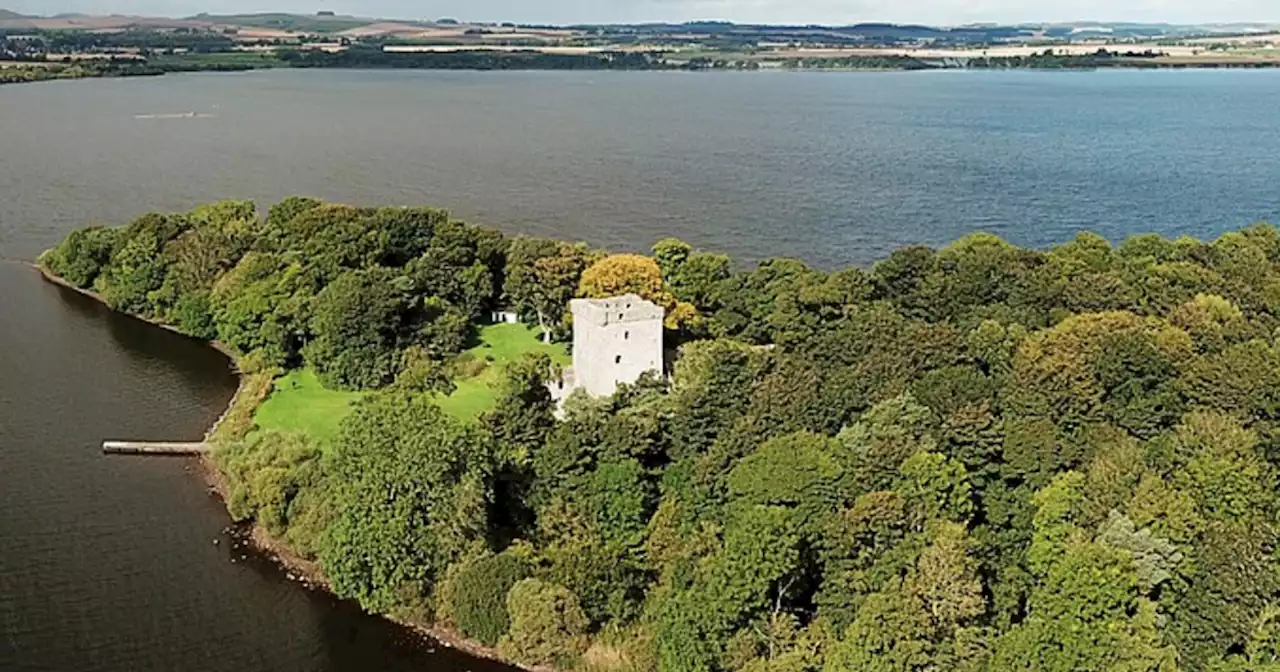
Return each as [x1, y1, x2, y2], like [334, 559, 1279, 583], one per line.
[436, 323, 570, 421]
[251, 324, 567, 443]
[253, 368, 365, 444]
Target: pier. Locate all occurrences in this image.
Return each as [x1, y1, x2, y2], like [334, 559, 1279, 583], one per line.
[102, 441, 211, 456]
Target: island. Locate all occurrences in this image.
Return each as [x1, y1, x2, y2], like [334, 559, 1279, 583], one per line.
[38, 197, 1280, 671]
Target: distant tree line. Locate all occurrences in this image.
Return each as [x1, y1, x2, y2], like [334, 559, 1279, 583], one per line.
[11, 29, 240, 53]
[42, 198, 1280, 672]
[278, 47, 664, 71]
[6, 29, 1280, 86]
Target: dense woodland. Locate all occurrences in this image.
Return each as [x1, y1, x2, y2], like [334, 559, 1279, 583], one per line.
[279, 47, 662, 70]
[42, 198, 1280, 671]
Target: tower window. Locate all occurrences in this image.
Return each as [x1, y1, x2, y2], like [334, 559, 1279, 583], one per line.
[624, 330, 630, 340]
[615, 355, 622, 364]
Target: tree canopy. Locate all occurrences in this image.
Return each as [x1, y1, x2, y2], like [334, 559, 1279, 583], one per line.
[42, 201, 1280, 672]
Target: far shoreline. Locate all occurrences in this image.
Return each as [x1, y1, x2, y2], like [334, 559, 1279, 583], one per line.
[7, 58, 1280, 89]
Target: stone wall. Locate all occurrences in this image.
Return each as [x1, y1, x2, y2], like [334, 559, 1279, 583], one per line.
[568, 294, 664, 398]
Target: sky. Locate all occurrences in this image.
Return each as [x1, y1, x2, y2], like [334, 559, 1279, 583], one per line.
[7, 0, 1280, 26]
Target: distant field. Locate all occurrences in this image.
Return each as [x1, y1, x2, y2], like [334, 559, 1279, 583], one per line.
[192, 13, 376, 33]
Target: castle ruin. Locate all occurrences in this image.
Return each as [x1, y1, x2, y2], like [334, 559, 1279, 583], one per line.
[550, 294, 665, 402]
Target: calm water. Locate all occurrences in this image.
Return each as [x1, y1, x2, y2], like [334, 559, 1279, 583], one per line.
[1, 69, 1279, 671]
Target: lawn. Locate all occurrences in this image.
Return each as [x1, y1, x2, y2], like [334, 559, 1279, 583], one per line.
[436, 323, 570, 421]
[253, 368, 365, 444]
[251, 324, 568, 442]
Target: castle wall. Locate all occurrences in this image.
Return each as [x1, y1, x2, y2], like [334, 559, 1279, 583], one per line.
[569, 294, 664, 398]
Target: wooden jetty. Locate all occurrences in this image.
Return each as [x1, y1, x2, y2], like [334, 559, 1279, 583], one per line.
[102, 441, 211, 456]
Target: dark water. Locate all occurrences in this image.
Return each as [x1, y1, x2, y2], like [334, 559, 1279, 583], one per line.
[0, 263, 516, 672]
[1, 69, 1279, 671]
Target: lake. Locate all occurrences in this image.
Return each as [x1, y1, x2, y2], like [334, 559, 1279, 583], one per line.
[1, 68, 1278, 671]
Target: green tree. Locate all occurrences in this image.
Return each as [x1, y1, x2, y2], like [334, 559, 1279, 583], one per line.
[504, 237, 593, 342]
[215, 430, 323, 538]
[321, 391, 493, 613]
[45, 226, 118, 288]
[439, 550, 531, 646]
[304, 268, 404, 389]
[98, 212, 191, 314]
[498, 578, 590, 667]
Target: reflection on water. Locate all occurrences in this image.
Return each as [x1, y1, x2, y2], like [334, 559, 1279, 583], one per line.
[0, 264, 514, 672]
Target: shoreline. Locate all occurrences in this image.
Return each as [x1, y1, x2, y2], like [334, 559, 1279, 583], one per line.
[5, 59, 1280, 89]
[31, 261, 536, 672]
[30, 261, 239, 361]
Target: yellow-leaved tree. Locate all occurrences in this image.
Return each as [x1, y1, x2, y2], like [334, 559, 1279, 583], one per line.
[577, 253, 697, 330]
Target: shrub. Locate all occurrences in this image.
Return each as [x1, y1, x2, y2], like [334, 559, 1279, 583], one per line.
[582, 626, 659, 672]
[45, 226, 118, 289]
[499, 578, 590, 667]
[209, 371, 277, 444]
[452, 354, 490, 380]
[441, 550, 531, 646]
[214, 430, 323, 537]
[173, 292, 216, 339]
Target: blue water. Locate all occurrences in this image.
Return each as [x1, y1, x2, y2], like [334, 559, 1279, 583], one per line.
[1, 69, 1277, 269]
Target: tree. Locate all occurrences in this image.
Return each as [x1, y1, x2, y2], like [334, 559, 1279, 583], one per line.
[439, 550, 530, 646]
[908, 523, 984, 632]
[652, 238, 733, 315]
[210, 251, 313, 366]
[215, 430, 323, 539]
[897, 451, 973, 528]
[304, 268, 404, 389]
[97, 212, 191, 314]
[826, 586, 938, 672]
[578, 253, 696, 330]
[498, 579, 590, 667]
[485, 352, 557, 465]
[579, 253, 666, 300]
[369, 206, 449, 267]
[44, 226, 118, 288]
[265, 195, 322, 230]
[835, 393, 939, 495]
[992, 472, 1179, 671]
[653, 238, 693, 281]
[321, 391, 493, 613]
[504, 237, 593, 342]
[728, 431, 846, 534]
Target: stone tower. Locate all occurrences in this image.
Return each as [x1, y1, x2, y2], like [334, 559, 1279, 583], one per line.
[566, 294, 665, 398]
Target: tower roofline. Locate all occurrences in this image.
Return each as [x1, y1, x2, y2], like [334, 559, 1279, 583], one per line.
[570, 294, 665, 325]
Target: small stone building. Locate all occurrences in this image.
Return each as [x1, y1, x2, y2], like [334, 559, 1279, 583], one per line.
[551, 294, 665, 402]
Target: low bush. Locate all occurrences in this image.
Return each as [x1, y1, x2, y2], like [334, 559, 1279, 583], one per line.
[439, 549, 531, 645]
[499, 578, 590, 667]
